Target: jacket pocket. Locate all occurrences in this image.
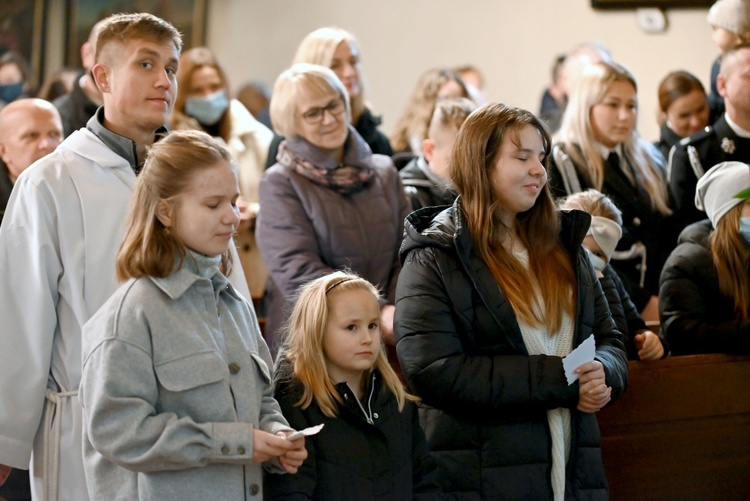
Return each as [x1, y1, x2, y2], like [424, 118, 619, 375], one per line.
[250, 352, 272, 384]
[155, 351, 228, 392]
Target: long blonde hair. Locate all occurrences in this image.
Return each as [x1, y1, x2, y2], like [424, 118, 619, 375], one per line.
[450, 103, 576, 332]
[710, 204, 750, 319]
[116, 130, 235, 281]
[556, 61, 672, 215]
[277, 271, 415, 418]
[292, 27, 366, 123]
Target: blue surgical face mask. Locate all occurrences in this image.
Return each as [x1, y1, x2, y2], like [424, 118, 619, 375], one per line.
[0, 80, 25, 103]
[585, 247, 607, 272]
[739, 217, 750, 245]
[184, 89, 229, 126]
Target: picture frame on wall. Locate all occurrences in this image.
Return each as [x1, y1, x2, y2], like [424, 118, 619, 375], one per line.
[592, 0, 714, 8]
[64, 0, 208, 68]
[0, 0, 47, 91]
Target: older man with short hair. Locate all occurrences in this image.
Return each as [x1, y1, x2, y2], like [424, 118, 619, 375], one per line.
[0, 98, 63, 225]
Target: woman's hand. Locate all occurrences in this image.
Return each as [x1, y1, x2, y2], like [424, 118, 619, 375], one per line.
[634, 330, 664, 361]
[251, 429, 295, 464]
[276, 431, 308, 474]
[576, 360, 612, 413]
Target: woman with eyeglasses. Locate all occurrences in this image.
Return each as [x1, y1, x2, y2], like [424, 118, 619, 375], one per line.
[257, 63, 409, 355]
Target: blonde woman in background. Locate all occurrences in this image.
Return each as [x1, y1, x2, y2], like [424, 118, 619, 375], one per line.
[551, 60, 679, 324]
[170, 47, 273, 302]
[293, 27, 393, 156]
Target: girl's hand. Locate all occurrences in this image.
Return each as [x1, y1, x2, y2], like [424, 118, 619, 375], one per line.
[576, 360, 612, 413]
[634, 331, 664, 361]
[251, 429, 294, 463]
[276, 431, 307, 474]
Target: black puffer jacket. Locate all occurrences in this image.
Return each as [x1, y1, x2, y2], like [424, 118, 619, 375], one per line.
[394, 200, 628, 500]
[599, 264, 669, 360]
[264, 367, 442, 500]
[659, 220, 750, 355]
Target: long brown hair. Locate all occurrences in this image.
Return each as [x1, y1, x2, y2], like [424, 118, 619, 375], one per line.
[710, 204, 750, 319]
[116, 130, 235, 281]
[450, 103, 576, 331]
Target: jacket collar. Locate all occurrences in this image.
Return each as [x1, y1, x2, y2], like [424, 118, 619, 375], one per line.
[86, 107, 169, 173]
[149, 251, 241, 302]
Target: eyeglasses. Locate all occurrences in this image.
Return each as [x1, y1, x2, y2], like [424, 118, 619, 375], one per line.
[300, 98, 345, 124]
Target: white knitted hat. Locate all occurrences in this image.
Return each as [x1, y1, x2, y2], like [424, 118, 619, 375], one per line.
[708, 0, 750, 40]
[695, 161, 750, 227]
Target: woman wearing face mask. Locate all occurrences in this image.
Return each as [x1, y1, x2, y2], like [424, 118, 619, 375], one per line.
[550, 61, 679, 325]
[660, 161, 750, 355]
[654, 70, 710, 159]
[0, 52, 30, 107]
[257, 64, 409, 357]
[170, 47, 273, 303]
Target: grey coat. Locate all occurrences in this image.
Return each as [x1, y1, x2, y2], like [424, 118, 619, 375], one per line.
[79, 253, 290, 500]
[257, 131, 410, 352]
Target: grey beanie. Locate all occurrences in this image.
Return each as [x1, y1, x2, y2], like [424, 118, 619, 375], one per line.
[695, 161, 750, 227]
[708, 0, 750, 40]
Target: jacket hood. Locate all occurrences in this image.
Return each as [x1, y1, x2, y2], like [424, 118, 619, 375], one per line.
[677, 219, 712, 247]
[400, 203, 458, 262]
[399, 197, 591, 263]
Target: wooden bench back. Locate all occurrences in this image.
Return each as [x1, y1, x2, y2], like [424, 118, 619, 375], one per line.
[598, 354, 750, 500]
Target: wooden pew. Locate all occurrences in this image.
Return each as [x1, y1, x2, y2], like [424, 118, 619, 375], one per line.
[598, 354, 750, 500]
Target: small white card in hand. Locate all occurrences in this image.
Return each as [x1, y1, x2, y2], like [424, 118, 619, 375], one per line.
[287, 423, 324, 440]
[563, 334, 596, 385]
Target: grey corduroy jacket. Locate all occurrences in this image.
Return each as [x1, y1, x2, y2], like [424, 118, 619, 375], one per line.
[79, 253, 291, 500]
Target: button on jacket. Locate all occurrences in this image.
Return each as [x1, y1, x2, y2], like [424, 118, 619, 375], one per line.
[80, 253, 290, 500]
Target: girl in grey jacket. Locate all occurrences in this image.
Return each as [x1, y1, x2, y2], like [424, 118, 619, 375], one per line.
[79, 130, 307, 500]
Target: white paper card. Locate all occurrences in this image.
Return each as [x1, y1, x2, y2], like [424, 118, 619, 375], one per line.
[563, 334, 596, 385]
[287, 423, 325, 441]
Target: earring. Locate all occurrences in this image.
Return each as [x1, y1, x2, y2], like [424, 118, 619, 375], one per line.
[163, 227, 170, 236]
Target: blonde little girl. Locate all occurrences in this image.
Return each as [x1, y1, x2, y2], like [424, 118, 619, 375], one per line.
[264, 271, 441, 500]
